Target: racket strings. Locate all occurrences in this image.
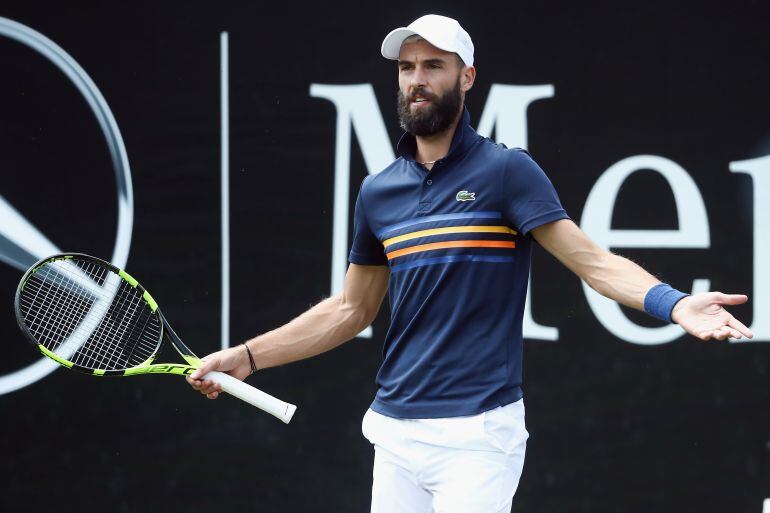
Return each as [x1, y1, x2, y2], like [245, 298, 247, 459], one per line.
[74, 263, 139, 369]
[84, 272, 161, 370]
[18, 257, 162, 371]
[79, 282, 156, 369]
[70, 267, 160, 370]
[122, 300, 161, 365]
[23, 261, 106, 350]
[30, 262, 158, 370]
[21, 264, 95, 351]
[20, 260, 112, 359]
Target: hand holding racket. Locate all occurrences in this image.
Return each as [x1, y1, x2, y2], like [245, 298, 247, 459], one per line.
[186, 346, 256, 399]
[15, 253, 297, 424]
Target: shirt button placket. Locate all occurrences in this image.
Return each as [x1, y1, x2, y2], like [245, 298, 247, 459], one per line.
[418, 175, 433, 213]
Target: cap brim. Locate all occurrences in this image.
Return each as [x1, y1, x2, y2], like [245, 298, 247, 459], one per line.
[381, 27, 417, 60]
[381, 27, 467, 63]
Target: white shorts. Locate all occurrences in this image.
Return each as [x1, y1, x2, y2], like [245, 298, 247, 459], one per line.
[361, 400, 528, 513]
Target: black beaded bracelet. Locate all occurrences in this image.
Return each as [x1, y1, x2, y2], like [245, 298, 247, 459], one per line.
[242, 343, 258, 374]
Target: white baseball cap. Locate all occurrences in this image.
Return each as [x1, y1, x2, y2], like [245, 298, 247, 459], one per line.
[381, 14, 474, 67]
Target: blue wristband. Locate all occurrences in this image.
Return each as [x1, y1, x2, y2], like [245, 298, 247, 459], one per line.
[644, 283, 688, 323]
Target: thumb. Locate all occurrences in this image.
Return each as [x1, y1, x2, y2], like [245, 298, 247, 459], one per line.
[713, 293, 748, 306]
[190, 356, 220, 380]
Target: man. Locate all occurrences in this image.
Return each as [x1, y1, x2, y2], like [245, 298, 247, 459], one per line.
[188, 14, 753, 513]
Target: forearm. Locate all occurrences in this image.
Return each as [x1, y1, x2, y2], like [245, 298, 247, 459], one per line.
[582, 251, 660, 310]
[532, 220, 662, 311]
[245, 294, 372, 370]
[187, 264, 388, 396]
[531, 220, 752, 340]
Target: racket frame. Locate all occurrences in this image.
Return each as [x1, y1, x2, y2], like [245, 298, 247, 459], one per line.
[15, 253, 296, 423]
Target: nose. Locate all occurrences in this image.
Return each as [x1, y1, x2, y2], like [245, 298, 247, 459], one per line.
[410, 65, 427, 89]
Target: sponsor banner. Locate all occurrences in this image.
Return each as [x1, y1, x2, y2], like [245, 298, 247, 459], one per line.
[0, 3, 768, 512]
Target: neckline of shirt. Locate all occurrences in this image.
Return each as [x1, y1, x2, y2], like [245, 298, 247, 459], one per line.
[396, 107, 479, 169]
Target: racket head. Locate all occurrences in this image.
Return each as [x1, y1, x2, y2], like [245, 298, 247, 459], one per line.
[15, 253, 165, 375]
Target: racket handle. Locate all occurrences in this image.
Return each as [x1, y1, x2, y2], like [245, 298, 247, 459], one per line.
[204, 370, 297, 424]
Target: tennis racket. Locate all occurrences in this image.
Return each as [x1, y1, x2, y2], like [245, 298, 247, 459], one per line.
[14, 253, 296, 424]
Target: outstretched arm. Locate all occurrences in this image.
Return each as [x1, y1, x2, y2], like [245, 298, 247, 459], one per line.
[187, 263, 390, 398]
[531, 219, 753, 341]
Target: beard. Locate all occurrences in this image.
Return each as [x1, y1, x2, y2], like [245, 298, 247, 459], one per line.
[397, 78, 463, 137]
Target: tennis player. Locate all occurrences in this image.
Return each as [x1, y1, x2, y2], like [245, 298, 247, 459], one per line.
[188, 14, 753, 512]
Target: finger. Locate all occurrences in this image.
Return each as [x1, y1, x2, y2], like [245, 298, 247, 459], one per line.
[186, 376, 209, 388]
[190, 379, 212, 394]
[697, 331, 712, 341]
[713, 293, 748, 306]
[715, 325, 743, 341]
[206, 391, 219, 400]
[199, 380, 221, 395]
[186, 377, 206, 391]
[190, 357, 220, 380]
[728, 316, 754, 339]
[709, 327, 729, 341]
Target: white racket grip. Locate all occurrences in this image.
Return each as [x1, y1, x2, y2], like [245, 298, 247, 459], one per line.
[204, 370, 297, 424]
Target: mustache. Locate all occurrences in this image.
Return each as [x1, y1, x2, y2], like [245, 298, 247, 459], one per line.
[406, 88, 439, 103]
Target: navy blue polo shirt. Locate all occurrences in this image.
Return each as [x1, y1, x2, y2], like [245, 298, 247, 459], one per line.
[349, 108, 569, 419]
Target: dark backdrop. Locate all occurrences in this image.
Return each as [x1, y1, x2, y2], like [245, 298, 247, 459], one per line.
[1, 1, 769, 512]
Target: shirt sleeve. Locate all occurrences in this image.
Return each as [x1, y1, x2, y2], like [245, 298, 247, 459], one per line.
[502, 148, 569, 235]
[348, 180, 388, 266]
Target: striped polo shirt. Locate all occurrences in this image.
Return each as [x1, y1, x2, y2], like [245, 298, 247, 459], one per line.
[349, 108, 569, 418]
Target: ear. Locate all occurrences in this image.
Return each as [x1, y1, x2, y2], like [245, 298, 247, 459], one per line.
[460, 66, 476, 92]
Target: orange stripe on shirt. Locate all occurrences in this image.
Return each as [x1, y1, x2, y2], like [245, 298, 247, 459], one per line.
[382, 225, 517, 248]
[386, 240, 516, 260]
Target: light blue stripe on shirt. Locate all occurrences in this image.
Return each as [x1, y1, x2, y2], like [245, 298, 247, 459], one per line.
[378, 211, 502, 239]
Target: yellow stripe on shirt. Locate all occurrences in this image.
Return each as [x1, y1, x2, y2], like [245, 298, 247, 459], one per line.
[383, 225, 517, 249]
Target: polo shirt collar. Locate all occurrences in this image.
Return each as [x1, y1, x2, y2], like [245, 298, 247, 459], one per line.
[396, 107, 477, 164]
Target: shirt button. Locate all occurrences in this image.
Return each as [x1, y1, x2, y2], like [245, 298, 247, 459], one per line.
[426, 179, 433, 185]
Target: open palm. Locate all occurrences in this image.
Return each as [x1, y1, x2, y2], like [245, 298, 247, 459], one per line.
[671, 292, 753, 341]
